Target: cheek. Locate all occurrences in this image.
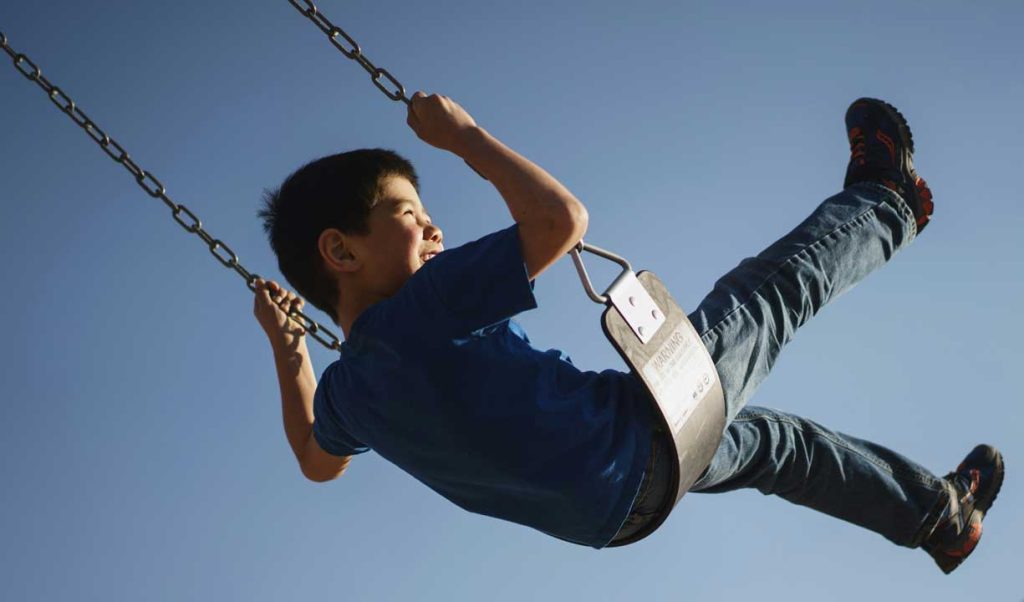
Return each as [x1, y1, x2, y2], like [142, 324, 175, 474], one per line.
[393, 231, 422, 272]
[401, 228, 422, 254]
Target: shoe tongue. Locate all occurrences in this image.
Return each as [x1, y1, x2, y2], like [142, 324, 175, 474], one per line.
[950, 473, 975, 501]
[922, 482, 963, 547]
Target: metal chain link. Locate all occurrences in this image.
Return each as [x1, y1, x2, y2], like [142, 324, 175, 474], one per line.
[286, 0, 409, 104]
[286, 0, 494, 182]
[0, 31, 343, 352]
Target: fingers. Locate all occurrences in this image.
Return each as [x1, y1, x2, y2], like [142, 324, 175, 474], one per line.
[407, 91, 428, 129]
[253, 278, 304, 313]
[410, 90, 432, 106]
[254, 278, 277, 305]
[408, 91, 448, 116]
[408, 90, 425, 115]
[407, 92, 473, 152]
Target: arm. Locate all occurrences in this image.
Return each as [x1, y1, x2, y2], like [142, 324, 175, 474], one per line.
[254, 279, 350, 483]
[406, 92, 589, 280]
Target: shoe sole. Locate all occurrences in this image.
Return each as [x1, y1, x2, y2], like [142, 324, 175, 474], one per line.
[851, 97, 916, 155]
[971, 445, 1005, 517]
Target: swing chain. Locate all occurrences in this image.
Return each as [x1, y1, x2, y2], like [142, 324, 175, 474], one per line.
[0, 32, 343, 352]
[286, 0, 409, 104]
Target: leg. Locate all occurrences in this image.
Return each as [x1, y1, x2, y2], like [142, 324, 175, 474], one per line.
[666, 99, 972, 560]
[681, 184, 947, 546]
[689, 183, 918, 422]
[691, 406, 946, 547]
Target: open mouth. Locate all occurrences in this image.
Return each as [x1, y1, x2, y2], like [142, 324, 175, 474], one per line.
[420, 252, 438, 263]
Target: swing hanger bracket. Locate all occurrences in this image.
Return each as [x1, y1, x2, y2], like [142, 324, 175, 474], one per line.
[570, 242, 666, 345]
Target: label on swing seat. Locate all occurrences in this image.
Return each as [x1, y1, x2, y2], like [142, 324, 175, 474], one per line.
[639, 323, 718, 431]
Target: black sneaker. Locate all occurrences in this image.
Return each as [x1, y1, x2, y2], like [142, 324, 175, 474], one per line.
[921, 444, 1004, 574]
[843, 97, 934, 233]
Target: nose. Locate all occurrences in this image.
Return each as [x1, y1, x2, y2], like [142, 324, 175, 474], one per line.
[425, 222, 443, 247]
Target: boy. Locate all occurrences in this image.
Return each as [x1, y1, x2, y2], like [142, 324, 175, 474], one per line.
[254, 93, 1002, 573]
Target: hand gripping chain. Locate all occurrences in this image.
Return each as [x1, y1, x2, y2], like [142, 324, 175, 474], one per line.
[0, 32, 343, 352]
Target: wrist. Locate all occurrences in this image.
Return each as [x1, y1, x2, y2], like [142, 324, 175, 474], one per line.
[450, 125, 490, 158]
[269, 333, 307, 355]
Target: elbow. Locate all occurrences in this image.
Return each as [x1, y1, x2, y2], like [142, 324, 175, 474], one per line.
[518, 198, 590, 280]
[301, 463, 328, 482]
[571, 201, 589, 242]
[299, 455, 350, 484]
[301, 464, 342, 483]
[560, 199, 589, 246]
[303, 472, 335, 484]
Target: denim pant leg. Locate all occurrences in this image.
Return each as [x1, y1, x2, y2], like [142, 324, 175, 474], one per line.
[685, 183, 946, 547]
[693, 407, 946, 547]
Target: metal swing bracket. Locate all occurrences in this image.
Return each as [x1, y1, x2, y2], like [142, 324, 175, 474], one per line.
[570, 242, 666, 345]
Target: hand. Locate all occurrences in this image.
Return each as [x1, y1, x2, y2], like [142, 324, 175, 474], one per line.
[406, 92, 478, 154]
[253, 278, 307, 349]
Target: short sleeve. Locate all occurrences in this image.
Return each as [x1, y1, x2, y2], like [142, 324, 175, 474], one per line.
[418, 224, 538, 336]
[312, 362, 370, 458]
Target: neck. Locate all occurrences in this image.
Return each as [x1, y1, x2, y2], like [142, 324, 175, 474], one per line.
[334, 285, 384, 340]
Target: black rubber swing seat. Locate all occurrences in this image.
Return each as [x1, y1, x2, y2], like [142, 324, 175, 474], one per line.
[571, 246, 726, 546]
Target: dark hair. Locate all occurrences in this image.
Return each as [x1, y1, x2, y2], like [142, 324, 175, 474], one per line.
[258, 148, 419, 324]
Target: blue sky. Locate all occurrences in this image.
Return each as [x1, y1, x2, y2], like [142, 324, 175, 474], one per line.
[1, 1, 1021, 600]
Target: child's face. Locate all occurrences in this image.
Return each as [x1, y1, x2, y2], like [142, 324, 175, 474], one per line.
[347, 175, 444, 297]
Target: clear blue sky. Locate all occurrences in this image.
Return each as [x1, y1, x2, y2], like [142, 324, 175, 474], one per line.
[2, 1, 1021, 600]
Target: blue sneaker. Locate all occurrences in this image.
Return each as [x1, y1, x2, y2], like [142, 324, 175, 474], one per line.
[843, 98, 934, 233]
[921, 444, 1004, 574]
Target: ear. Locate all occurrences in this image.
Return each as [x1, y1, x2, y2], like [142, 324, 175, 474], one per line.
[318, 228, 359, 273]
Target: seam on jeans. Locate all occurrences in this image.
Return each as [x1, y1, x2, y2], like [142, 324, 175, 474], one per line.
[699, 192, 912, 343]
[732, 410, 941, 490]
[850, 182, 919, 240]
[743, 407, 947, 548]
[733, 410, 947, 548]
[734, 411, 939, 490]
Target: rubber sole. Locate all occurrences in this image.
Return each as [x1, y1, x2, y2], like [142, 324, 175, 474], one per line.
[971, 444, 1005, 516]
[863, 97, 916, 154]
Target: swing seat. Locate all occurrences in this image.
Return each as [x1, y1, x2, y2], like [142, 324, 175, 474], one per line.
[571, 246, 726, 546]
[603, 271, 725, 544]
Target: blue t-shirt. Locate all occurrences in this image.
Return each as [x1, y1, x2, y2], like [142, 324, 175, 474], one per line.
[312, 224, 654, 548]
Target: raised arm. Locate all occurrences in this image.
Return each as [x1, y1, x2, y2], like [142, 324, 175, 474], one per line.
[406, 92, 589, 280]
[254, 278, 350, 483]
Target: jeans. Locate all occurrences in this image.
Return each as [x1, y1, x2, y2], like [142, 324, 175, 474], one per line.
[614, 184, 947, 548]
